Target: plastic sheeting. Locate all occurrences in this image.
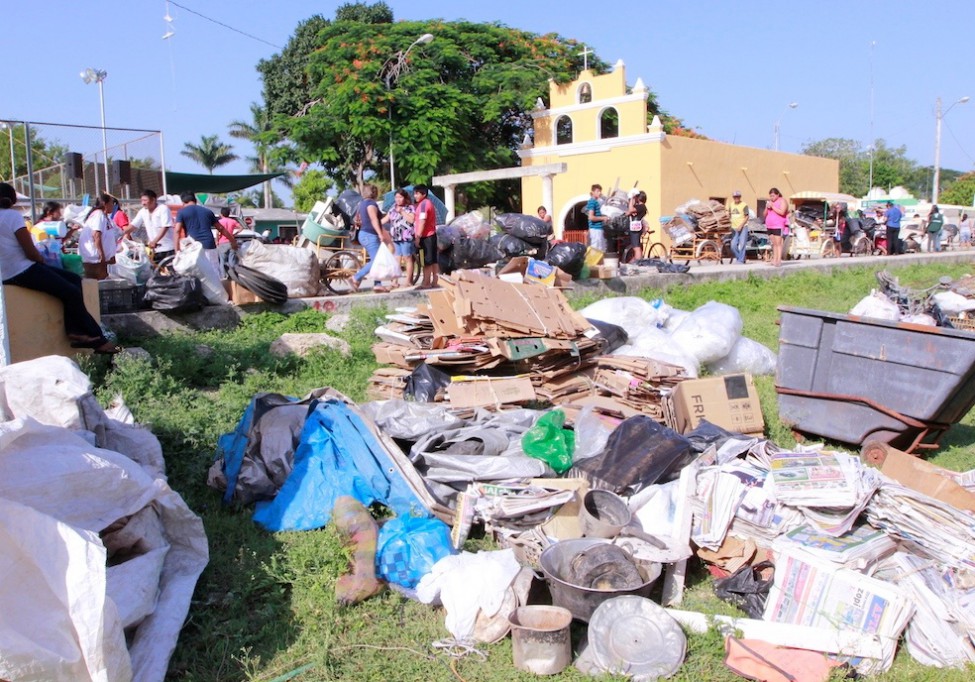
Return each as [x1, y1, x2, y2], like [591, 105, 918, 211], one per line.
[360, 400, 465, 441]
[239, 240, 321, 298]
[0, 356, 208, 682]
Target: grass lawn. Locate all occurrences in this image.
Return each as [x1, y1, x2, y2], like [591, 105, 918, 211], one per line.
[84, 261, 975, 681]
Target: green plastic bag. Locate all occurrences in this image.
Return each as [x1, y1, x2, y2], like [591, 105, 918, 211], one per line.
[522, 409, 575, 474]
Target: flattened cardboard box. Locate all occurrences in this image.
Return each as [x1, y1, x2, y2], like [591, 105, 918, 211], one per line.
[669, 374, 764, 436]
[448, 376, 536, 409]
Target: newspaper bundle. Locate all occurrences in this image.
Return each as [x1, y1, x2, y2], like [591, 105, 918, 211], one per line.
[764, 548, 915, 674]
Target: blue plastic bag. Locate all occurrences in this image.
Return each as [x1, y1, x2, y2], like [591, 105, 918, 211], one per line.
[376, 514, 454, 589]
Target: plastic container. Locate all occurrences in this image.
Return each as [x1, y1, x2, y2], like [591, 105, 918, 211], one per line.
[508, 605, 572, 675]
[776, 306, 975, 452]
[98, 279, 146, 314]
[61, 253, 84, 276]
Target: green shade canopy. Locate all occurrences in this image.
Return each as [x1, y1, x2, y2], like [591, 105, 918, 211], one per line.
[165, 171, 283, 195]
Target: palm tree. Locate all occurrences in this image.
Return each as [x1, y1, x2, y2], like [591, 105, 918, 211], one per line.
[180, 135, 238, 174]
[229, 103, 277, 208]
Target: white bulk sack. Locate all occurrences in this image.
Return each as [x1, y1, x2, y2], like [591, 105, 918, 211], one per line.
[670, 301, 743, 364]
[706, 336, 778, 376]
[173, 238, 228, 305]
[239, 240, 321, 298]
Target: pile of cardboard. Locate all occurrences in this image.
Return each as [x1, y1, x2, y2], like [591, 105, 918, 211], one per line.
[574, 356, 688, 421]
[685, 200, 732, 234]
[367, 272, 605, 407]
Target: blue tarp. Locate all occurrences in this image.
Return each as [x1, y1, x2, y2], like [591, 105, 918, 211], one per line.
[250, 398, 431, 531]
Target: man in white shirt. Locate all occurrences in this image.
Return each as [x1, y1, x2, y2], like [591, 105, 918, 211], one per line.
[130, 189, 175, 262]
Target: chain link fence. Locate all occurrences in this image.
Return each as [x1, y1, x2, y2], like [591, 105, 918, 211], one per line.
[1, 119, 165, 219]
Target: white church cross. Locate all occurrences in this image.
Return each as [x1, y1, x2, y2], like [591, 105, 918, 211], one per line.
[579, 44, 593, 71]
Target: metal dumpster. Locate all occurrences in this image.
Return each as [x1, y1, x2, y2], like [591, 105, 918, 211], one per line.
[776, 306, 975, 453]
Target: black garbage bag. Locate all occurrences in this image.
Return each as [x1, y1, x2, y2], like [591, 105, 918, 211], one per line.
[452, 237, 503, 270]
[570, 415, 694, 496]
[436, 224, 465, 250]
[713, 561, 774, 619]
[634, 258, 690, 274]
[143, 272, 206, 313]
[586, 318, 627, 354]
[545, 242, 587, 278]
[490, 233, 534, 257]
[335, 189, 363, 228]
[684, 419, 744, 453]
[494, 213, 553, 245]
[227, 264, 289, 305]
[404, 363, 453, 403]
[603, 214, 631, 239]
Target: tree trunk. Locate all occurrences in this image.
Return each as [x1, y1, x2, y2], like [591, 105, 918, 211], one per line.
[262, 155, 272, 209]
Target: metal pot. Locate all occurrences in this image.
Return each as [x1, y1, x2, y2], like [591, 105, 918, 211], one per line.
[539, 538, 660, 622]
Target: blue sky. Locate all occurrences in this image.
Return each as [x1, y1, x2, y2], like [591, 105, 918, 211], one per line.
[6, 0, 974, 194]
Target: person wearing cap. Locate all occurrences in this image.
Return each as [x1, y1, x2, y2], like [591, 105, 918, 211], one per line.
[729, 191, 750, 264]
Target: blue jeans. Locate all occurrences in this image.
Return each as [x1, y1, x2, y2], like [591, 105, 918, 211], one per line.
[354, 230, 382, 283]
[929, 231, 942, 252]
[730, 227, 749, 263]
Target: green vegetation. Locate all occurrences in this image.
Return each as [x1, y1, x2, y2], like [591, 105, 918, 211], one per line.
[180, 134, 239, 174]
[86, 264, 975, 681]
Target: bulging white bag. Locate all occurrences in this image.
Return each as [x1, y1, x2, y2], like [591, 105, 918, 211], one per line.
[367, 243, 401, 281]
[706, 336, 778, 376]
[173, 238, 228, 305]
[849, 291, 899, 321]
[670, 301, 743, 364]
[113, 240, 152, 285]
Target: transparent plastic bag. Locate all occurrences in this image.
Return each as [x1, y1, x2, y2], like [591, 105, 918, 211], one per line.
[367, 243, 401, 281]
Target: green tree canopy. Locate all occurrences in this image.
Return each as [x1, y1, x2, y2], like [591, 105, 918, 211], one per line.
[335, 1, 392, 23]
[181, 134, 238, 174]
[257, 8, 619, 207]
[938, 171, 975, 207]
[291, 169, 335, 212]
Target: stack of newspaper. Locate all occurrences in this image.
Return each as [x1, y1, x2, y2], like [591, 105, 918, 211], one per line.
[866, 481, 975, 572]
[874, 551, 975, 668]
[764, 547, 915, 674]
[690, 468, 748, 550]
[773, 524, 897, 572]
[766, 451, 879, 536]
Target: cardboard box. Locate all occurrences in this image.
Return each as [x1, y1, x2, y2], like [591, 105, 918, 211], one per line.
[863, 441, 975, 513]
[223, 279, 263, 305]
[590, 264, 618, 279]
[497, 256, 572, 288]
[447, 375, 536, 409]
[534, 477, 590, 540]
[669, 374, 764, 436]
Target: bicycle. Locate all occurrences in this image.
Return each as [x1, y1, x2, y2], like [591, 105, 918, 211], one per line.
[619, 228, 668, 263]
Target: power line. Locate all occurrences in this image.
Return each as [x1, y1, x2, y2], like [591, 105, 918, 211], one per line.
[167, 1, 283, 50]
[943, 118, 975, 167]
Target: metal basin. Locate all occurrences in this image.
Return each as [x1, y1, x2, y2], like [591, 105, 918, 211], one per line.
[539, 538, 661, 622]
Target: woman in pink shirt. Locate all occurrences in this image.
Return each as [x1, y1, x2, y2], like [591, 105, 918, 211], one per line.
[764, 187, 789, 267]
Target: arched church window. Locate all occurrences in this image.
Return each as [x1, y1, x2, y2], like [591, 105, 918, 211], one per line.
[599, 107, 619, 139]
[578, 82, 592, 104]
[556, 116, 573, 145]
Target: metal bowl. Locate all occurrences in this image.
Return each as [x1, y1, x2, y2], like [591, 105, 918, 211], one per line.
[539, 538, 661, 622]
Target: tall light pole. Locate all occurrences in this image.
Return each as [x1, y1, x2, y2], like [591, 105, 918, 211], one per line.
[868, 40, 876, 193]
[0, 122, 15, 185]
[81, 67, 110, 194]
[773, 102, 799, 151]
[382, 33, 433, 190]
[932, 95, 970, 203]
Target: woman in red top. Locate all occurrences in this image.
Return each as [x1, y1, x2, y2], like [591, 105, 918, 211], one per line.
[412, 184, 439, 289]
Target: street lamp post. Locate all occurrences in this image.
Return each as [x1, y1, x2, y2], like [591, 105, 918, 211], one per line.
[773, 102, 799, 151]
[81, 68, 110, 194]
[0, 122, 15, 186]
[932, 95, 970, 204]
[382, 33, 433, 190]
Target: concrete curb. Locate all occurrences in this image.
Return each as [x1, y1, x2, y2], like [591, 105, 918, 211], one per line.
[103, 250, 975, 338]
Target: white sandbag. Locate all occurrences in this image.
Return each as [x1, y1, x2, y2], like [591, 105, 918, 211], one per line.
[849, 291, 900, 321]
[663, 307, 692, 331]
[0, 417, 208, 682]
[706, 336, 778, 376]
[579, 296, 670, 338]
[933, 291, 975, 316]
[670, 301, 743, 364]
[173, 238, 228, 305]
[239, 240, 321, 298]
[0, 355, 109, 442]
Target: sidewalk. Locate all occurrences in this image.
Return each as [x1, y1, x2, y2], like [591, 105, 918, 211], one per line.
[103, 250, 974, 338]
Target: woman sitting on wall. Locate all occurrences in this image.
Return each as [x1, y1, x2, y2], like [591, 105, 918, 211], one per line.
[0, 182, 119, 354]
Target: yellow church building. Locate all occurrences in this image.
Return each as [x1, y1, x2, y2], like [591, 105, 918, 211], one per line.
[517, 62, 838, 241]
